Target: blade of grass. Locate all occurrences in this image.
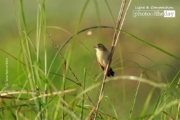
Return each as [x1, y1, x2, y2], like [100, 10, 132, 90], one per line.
[122, 31, 180, 61]
[80, 68, 87, 120]
[129, 74, 142, 119]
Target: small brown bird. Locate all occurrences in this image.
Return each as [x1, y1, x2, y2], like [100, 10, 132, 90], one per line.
[94, 43, 114, 77]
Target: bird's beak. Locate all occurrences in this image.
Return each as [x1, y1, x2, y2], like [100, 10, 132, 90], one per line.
[94, 45, 98, 48]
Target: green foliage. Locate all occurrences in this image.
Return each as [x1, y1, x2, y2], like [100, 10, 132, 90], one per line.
[0, 0, 179, 120]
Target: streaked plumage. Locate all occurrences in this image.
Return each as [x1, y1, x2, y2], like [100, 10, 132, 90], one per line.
[94, 43, 114, 77]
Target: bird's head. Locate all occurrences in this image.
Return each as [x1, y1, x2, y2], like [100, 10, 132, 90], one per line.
[94, 43, 107, 51]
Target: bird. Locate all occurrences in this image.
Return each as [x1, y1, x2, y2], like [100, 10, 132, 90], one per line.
[94, 43, 115, 77]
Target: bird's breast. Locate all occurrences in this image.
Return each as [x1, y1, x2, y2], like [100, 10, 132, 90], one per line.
[96, 51, 110, 67]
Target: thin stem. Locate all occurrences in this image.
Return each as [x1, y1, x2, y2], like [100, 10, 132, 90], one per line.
[93, 0, 127, 119]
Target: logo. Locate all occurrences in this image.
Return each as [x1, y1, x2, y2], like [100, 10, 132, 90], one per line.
[133, 6, 175, 18]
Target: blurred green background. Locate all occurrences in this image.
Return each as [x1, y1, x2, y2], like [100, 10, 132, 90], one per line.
[0, 0, 180, 119]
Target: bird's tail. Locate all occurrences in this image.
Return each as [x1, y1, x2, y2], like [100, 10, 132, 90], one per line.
[107, 68, 115, 77]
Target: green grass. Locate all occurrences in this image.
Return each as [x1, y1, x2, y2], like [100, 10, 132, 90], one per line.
[0, 0, 180, 120]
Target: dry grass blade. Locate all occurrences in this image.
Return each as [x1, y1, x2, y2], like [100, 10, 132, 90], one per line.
[162, 111, 174, 120]
[0, 89, 75, 101]
[30, 89, 75, 101]
[92, 0, 128, 119]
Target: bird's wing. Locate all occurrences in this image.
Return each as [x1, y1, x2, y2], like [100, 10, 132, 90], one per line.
[98, 61, 105, 70]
